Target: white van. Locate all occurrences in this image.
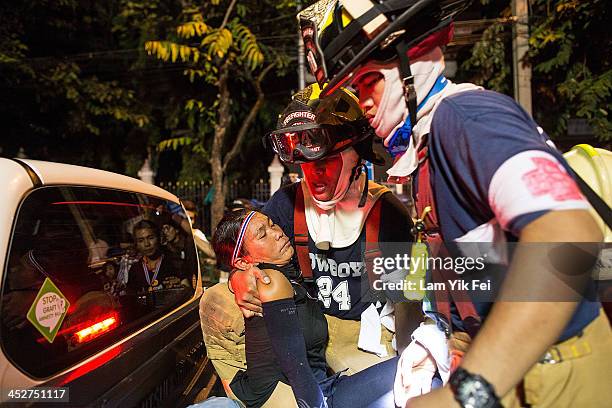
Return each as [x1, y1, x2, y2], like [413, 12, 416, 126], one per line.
[0, 158, 210, 407]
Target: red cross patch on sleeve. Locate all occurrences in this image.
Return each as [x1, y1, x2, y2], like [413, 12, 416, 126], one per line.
[522, 157, 583, 201]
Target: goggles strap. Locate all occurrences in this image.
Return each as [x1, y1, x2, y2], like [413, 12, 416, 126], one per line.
[396, 40, 418, 131]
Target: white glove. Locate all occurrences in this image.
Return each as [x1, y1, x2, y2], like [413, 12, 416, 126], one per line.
[394, 324, 450, 407]
[394, 341, 437, 407]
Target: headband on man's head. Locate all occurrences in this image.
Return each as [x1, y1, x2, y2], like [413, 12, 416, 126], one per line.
[231, 211, 257, 267]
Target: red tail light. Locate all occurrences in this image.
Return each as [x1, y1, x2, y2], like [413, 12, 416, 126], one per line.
[73, 313, 119, 344]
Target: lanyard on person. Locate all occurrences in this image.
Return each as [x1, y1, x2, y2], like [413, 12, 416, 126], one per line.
[385, 75, 448, 158]
[417, 75, 448, 111]
[143, 254, 163, 288]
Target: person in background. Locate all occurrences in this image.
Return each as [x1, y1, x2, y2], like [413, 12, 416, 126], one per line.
[127, 220, 190, 304]
[162, 216, 194, 262]
[181, 200, 217, 261]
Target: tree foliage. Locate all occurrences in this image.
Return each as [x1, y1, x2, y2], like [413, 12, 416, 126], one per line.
[0, 0, 151, 169]
[526, 0, 611, 140]
[462, 0, 610, 142]
[130, 0, 293, 227]
[462, 19, 512, 94]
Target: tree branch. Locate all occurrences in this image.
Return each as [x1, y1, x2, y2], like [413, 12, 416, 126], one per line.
[222, 62, 275, 173]
[220, 0, 238, 30]
[211, 60, 232, 164]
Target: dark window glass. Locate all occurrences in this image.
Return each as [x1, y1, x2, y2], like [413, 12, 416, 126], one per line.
[1, 186, 198, 378]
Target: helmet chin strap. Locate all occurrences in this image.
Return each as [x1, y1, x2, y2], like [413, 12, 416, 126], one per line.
[358, 162, 369, 208]
[395, 40, 418, 131]
[348, 159, 369, 208]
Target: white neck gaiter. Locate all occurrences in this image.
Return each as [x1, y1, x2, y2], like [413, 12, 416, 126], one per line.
[302, 148, 389, 250]
[352, 47, 483, 179]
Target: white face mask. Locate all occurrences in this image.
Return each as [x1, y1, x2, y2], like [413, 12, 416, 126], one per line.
[368, 63, 406, 140]
[352, 47, 446, 142]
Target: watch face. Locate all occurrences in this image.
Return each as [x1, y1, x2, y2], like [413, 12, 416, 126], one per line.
[458, 379, 493, 408]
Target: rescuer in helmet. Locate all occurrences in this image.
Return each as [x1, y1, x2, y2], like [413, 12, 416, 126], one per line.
[230, 83, 423, 376]
[298, 1, 611, 407]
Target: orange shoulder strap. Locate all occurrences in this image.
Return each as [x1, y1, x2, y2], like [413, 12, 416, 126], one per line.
[294, 185, 312, 280]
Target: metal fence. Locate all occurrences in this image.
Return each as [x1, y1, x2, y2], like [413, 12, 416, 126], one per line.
[158, 179, 270, 235]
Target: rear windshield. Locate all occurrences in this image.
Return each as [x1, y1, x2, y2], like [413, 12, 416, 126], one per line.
[1, 186, 198, 378]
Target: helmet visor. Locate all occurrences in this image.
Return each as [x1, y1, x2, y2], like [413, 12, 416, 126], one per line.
[265, 123, 333, 164]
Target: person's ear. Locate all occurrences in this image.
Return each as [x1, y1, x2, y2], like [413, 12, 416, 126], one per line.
[234, 257, 253, 271]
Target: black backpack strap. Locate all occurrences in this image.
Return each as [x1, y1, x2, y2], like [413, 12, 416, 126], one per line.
[572, 170, 612, 229]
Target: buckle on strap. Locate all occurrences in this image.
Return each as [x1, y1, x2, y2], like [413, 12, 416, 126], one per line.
[294, 233, 309, 245]
[539, 339, 592, 364]
[401, 75, 415, 100]
[540, 348, 563, 364]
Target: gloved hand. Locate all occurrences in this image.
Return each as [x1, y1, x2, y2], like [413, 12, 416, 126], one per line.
[394, 324, 450, 407]
[394, 340, 437, 407]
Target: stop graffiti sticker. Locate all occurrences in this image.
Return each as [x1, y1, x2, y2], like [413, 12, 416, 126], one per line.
[26, 277, 70, 344]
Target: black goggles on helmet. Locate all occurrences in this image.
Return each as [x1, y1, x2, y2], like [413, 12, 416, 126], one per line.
[263, 120, 371, 164]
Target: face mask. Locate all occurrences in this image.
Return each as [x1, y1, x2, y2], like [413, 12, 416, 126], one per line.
[353, 61, 407, 141]
[385, 74, 449, 159]
[352, 47, 446, 139]
[385, 120, 412, 158]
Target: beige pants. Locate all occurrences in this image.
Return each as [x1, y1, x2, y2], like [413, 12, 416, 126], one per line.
[501, 310, 612, 407]
[324, 314, 396, 375]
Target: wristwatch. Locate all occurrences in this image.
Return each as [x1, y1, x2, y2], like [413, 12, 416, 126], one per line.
[449, 367, 502, 408]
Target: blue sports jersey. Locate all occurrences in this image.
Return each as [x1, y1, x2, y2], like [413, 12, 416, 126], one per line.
[263, 182, 414, 320]
[424, 90, 599, 340]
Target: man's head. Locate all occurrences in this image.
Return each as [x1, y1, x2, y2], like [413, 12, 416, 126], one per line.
[353, 72, 385, 127]
[182, 200, 197, 226]
[265, 84, 381, 205]
[161, 218, 181, 245]
[301, 153, 342, 202]
[298, 0, 469, 143]
[133, 220, 161, 258]
[298, 0, 469, 94]
[351, 47, 447, 144]
[212, 210, 294, 271]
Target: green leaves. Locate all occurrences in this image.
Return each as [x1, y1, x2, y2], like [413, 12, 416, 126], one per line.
[464, 0, 610, 141]
[462, 22, 511, 93]
[201, 28, 233, 59]
[40, 62, 149, 136]
[558, 66, 612, 136]
[158, 136, 194, 151]
[231, 21, 264, 70]
[144, 40, 201, 63]
[177, 20, 208, 38]
[527, 0, 610, 141]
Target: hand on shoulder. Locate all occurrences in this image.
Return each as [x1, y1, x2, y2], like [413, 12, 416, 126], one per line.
[257, 268, 294, 303]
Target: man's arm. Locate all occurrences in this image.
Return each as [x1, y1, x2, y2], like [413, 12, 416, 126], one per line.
[378, 193, 423, 352]
[394, 301, 424, 353]
[408, 209, 602, 407]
